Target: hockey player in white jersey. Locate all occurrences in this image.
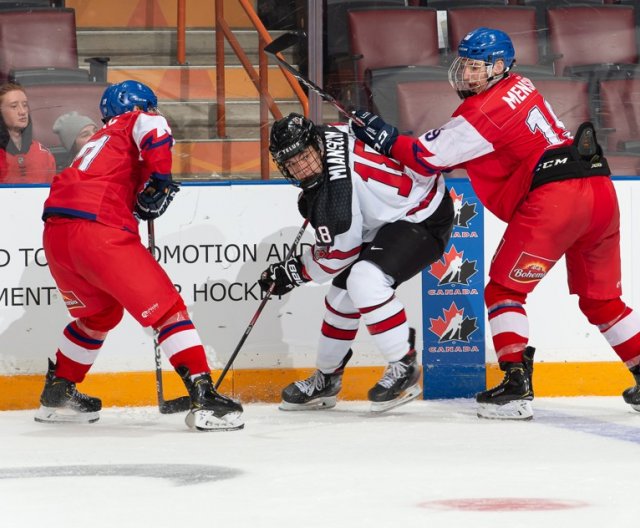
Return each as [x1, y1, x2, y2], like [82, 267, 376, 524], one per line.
[258, 113, 454, 412]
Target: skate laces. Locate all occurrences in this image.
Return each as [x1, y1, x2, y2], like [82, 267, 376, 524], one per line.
[295, 371, 326, 396]
[378, 360, 410, 389]
[68, 385, 93, 403]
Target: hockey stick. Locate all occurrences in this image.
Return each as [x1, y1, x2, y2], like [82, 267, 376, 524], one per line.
[147, 220, 191, 414]
[264, 31, 365, 127]
[215, 219, 310, 389]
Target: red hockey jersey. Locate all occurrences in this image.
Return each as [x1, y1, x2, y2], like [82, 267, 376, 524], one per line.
[1, 140, 56, 183]
[390, 74, 574, 222]
[43, 110, 173, 232]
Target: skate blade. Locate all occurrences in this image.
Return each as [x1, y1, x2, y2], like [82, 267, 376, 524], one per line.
[185, 410, 244, 432]
[369, 383, 422, 413]
[279, 396, 337, 411]
[477, 400, 533, 420]
[34, 406, 100, 424]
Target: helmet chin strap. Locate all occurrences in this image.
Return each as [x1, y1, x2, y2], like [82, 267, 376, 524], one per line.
[299, 171, 324, 191]
[485, 70, 509, 87]
[478, 61, 511, 94]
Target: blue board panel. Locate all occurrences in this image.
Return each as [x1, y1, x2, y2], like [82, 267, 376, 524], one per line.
[422, 180, 485, 399]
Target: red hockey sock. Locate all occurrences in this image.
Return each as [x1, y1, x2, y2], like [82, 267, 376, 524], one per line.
[156, 319, 209, 375]
[54, 321, 104, 383]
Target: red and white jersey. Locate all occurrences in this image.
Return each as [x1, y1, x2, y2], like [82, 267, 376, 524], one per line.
[300, 124, 446, 283]
[43, 110, 173, 232]
[390, 74, 573, 222]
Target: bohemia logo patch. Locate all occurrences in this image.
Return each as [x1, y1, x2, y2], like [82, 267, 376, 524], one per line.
[429, 302, 478, 343]
[60, 290, 85, 309]
[450, 188, 477, 228]
[429, 245, 478, 286]
[509, 252, 556, 284]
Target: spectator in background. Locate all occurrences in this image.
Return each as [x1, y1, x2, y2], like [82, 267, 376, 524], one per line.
[53, 111, 99, 167]
[0, 83, 56, 183]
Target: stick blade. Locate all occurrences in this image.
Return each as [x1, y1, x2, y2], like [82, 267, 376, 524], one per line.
[264, 31, 306, 56]
[159, 396, 191, 414]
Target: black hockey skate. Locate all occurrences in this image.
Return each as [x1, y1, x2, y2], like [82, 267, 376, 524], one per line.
[34, 359, 102, 424]
[368, 328, 422, 413]
[178, 367, 244, 431]
[622, 365, 640, 412]
[476, 346, 535, 420]
[280, 349, 353, 411]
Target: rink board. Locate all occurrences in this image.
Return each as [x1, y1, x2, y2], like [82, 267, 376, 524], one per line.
[0, 179, 639, 408]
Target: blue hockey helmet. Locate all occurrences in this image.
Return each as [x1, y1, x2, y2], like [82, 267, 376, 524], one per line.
[449, 27, 515, 99]
[100, 80, 158, 120]
[457, 27, 515, 69]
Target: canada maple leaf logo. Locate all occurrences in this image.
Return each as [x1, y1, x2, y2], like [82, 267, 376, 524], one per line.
[450, 188, 477, 228]
[429, 301, 478, 343]
[429, 245, 478, 285]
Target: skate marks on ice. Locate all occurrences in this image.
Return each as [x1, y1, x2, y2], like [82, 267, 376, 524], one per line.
[20, 406, 191, 438]
[0, 464, 242, 486]
[531, 403, 640, 446]
[437, 396, 640, 446]
[417, 497, 590, 512]
[245, 399, 480, 431]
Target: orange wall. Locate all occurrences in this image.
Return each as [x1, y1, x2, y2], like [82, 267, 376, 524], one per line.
[2, 362, 635, 410]
[67, 0, 256, 29]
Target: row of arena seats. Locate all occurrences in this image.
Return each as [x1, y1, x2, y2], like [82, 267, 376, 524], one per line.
[330, 4, 640, 122]
[324, 0, 622, 75]
[395, 75, 640, 176]
[0, 6, 108, 170]
[0, 6, 108, 85]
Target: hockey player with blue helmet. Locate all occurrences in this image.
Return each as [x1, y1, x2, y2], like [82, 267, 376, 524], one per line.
[37, 78, 244, 431]
[351, 27, 640, 422]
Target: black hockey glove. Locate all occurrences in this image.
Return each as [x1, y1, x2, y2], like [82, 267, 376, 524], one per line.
[134, 178, 180, 221]
[350, 109, 398, 157]
[258, 256, 310, 296]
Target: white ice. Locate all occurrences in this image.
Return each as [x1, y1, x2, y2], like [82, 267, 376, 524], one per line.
[1, 398, 639, 528]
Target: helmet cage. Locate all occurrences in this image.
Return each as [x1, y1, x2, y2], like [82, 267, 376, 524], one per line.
[448, 57, 505, 99]
[449, 27, 515, 99]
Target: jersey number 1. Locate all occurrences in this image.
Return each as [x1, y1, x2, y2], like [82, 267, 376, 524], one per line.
[353, 142, 413, 197]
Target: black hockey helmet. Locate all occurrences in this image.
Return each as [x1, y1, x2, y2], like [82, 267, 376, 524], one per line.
[269, 113, 324, 188]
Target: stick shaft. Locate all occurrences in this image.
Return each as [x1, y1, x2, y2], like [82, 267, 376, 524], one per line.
[147, 220, 165, 406]
[215, 220, 310, 389]
[264, 32, 364, 126]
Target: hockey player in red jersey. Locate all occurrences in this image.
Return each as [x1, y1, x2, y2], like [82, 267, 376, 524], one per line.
[259, 113, 453, 412]
[351, 27, 640, 420]
[35, 80, 243, 431]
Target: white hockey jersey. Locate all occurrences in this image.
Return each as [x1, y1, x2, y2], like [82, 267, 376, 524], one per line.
[300, 124, 446, 284]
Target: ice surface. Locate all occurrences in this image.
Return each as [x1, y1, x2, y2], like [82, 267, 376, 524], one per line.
[1, 397, 639, 528]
